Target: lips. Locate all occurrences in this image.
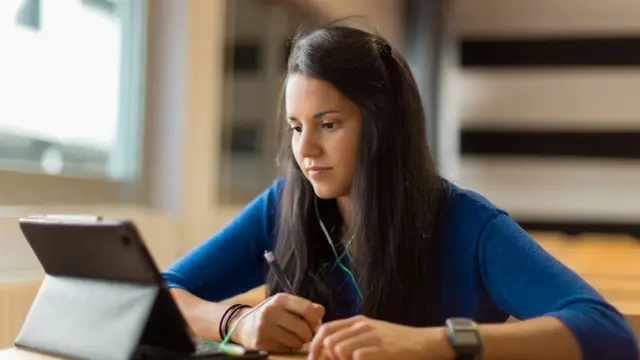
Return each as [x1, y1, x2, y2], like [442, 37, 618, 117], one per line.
[307, 166, 331, 172]
[306, 166, 332, 179]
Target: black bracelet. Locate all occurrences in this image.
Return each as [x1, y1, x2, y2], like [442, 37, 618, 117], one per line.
[219, 304, 243, 340]
[224, 304, 251, 339]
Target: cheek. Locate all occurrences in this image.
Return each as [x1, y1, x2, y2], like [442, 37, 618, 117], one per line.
[332, 130, 360, 167]
[291, 136, 302, 164]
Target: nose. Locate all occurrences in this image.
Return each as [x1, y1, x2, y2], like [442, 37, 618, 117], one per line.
[296, 127, 322, 158]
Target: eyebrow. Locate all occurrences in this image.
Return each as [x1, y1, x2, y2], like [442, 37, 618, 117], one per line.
[287, 110, 339, 121]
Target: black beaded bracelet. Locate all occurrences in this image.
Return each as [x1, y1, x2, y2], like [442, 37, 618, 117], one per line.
[224, 304, 251, 339]
[219, 304, 244, 340]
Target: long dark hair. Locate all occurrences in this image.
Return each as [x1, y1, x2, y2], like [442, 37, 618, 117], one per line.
[266, 24, 448, 326]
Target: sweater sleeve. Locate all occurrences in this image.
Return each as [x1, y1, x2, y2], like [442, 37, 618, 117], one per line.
[478, 212, 639, 360]
[160, 178, 283, 302]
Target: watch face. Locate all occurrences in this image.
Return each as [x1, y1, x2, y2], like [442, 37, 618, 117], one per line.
[448, 318, 477, 331]
[455, 331, 479, 345]
[446, 318, 481, 353]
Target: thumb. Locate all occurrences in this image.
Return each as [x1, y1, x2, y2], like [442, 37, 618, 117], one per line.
[312, 303, 325, 317]
[311, 303, 325, 330]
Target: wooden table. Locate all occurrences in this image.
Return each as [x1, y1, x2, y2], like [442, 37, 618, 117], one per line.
[0, 347, 306, 359]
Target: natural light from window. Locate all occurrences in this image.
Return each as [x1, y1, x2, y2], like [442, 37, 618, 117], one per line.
[0, 0, 141, 181]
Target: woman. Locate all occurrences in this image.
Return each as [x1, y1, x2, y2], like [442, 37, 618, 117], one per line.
[162, 25, 638, 360]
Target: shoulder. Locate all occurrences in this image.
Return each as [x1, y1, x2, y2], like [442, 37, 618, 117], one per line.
[440, 180, 512, 250]
[248, 176, 285, 222]
[443, 181, 506, 227]
[245, 177, 285, 211]
[263, 177, 286, 204]
[225, 177, 285, 244]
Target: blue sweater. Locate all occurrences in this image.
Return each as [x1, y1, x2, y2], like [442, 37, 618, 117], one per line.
[162, 178, 638, 359]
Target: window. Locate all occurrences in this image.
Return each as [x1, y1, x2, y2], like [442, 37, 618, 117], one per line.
[15, 0, 40, 30]
[0, 0, 147, 205]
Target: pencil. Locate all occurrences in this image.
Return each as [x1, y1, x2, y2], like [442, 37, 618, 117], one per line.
[263, 251, 295, 295]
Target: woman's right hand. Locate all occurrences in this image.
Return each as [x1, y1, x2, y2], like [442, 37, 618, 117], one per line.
[231, 293, 325, 352]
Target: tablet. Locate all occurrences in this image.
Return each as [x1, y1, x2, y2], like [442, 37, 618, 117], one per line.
[18, 215, 268, 360]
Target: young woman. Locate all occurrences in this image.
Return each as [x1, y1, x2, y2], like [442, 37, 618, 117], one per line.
[162, 25, 638, 360]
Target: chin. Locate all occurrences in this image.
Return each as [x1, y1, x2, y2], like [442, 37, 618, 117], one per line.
[309, 181, 347, 199]
[311, 186, 339, 199]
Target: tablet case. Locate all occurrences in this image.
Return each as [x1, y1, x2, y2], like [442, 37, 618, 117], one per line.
[13, 216, 263, 360]
[15, 275, 160, 359]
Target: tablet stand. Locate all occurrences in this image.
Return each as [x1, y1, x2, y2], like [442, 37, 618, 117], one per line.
[14, 275, 195, 360]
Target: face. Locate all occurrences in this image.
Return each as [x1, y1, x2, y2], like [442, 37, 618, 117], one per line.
[285, 74, 362, 199]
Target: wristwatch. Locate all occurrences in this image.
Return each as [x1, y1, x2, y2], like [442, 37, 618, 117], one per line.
[445, 318, 483, 360]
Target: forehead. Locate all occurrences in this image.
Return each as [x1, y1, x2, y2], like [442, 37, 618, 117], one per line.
[285, 74, 349, 115]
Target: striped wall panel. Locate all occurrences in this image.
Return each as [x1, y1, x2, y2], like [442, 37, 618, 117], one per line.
[460, 130, 640, 159]
[461, 37, 640, 68]
[454, 0, 640, 37]
[454, 1, 640, 237]
[461, 71, 640, 130]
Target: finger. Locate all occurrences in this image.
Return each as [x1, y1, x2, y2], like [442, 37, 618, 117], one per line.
[331, 333, 380, 360]
[309, 316, 364, 360]
[352, 347, 379, 360]
[268, 324, 306, 351]
[276, 310, 314, 343]
[309, 318, 360, 359]
[277, 294, 326, 329]
[322, 322, 376, 360]
[322, 324, 370, 360]
[311, 303, 326, 330]
[291, 299, 325, 329]
[261, 340, 292, 354]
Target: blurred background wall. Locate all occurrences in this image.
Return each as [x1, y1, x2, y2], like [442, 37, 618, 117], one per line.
[453, 0, 640, 234]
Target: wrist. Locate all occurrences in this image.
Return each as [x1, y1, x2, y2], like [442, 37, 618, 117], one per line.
[228, 307, 251, 344]
[444, 318, 483, 360]
[419, 327, 456, 360]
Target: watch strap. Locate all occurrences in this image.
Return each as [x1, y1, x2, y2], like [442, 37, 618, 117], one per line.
[445, 318, 482, 360]
[454, 355, 476, 360]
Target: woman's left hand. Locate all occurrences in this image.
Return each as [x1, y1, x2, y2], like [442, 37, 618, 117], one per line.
[307, 315, 450, 360]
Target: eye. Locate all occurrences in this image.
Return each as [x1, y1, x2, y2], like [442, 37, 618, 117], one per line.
[289, 125, 302, 133]
[321, 122, 339, 130]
